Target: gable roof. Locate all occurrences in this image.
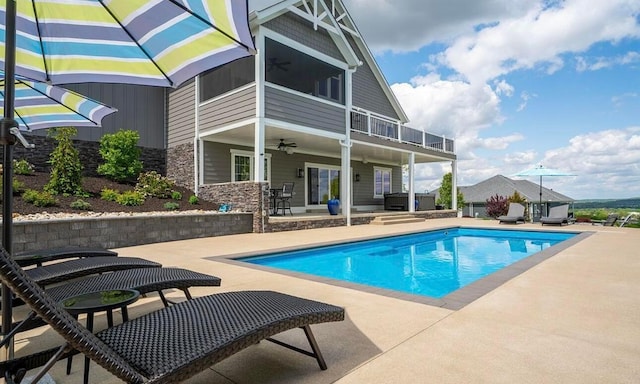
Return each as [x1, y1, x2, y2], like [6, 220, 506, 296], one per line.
[248, 0, 409, 122]
[459, 175, 574, 204]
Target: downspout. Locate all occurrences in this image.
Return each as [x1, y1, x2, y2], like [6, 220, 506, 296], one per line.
[194, 76, 200, 195]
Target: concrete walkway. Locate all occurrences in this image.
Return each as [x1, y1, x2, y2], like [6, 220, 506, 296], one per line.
[11, 218, 640, 383]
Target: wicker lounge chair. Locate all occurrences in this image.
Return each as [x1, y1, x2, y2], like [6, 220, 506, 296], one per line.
[498, 203, 526, 224]
[11, 267, 223, 333]
[541, 204, 570, 226]
[13, 247, 118, 267]
[0, 247, 345, 383]
[24, 256, 161, 287]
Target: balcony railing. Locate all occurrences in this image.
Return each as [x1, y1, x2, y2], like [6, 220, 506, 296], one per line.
[350, 109, 455, 154]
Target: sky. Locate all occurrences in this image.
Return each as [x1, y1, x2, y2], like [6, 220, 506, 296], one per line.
[342, 0, 640, 200]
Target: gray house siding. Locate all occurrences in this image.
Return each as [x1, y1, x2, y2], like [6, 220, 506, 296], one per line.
[264, 12, 344, 61]
[351, 163, 402, 207]
[265, 86, 345, 133]
[199, 85, 256, 130]
[55, 83, 166, 149]
[348, 36, 400, 120]
[167, 79, 196, 148]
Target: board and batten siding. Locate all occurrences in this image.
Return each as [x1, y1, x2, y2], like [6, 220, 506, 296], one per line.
[265, 86, 345, 133]
[167, 79, 196, 148]
[202, 141, 232, 184]
[198, 86, 256, 130]
[46, 83, 166, 149]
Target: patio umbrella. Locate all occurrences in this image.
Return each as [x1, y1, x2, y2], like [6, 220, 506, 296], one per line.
[1, 73, 117, 131]
[513, 165, 576, 219]
[0, 0, 255, 354]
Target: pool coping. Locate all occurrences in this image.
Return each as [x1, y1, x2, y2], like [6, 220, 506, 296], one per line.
[210, 226, 594, 310]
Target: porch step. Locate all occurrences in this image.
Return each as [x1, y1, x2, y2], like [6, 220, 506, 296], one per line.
[370, 214, 424, 225]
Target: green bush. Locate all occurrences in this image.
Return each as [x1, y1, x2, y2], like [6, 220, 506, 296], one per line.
[188, 195, 199, 205]
[45, 127, 85, 196]
[164, 201, 180, 211]
[97, 129, 143, 182]
[22, 189, 58, 207]
[13, 159, 35, 175]
[100, 188, 120, 202]
[116, 190, 145, 206]
[171, 191, 182, 200]
[70, 199, 92, 210]
[0, 180, 26, 198]
[135, 171, 175, 198]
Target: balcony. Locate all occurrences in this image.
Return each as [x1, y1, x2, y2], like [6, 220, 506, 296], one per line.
[350, 109, 454, 154]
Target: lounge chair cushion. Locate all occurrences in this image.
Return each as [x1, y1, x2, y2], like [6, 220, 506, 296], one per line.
[498, 203, 525, 224]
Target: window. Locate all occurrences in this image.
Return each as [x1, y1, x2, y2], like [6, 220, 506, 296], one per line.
[199, 55, 255, 102]
[230, 150, 271, 183]
[374, 167, 391, 198]
[265, 38, 344, 104]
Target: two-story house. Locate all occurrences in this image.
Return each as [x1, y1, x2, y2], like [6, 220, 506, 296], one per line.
[166, 0, 457, 229]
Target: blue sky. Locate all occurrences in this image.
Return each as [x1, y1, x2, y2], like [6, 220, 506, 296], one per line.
[343, 0, 640, 199]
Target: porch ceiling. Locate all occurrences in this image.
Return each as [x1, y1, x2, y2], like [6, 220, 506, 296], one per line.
[201, 124, 449, 165]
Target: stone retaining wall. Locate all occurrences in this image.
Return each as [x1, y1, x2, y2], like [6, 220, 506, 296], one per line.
[6, 213, 253, 253]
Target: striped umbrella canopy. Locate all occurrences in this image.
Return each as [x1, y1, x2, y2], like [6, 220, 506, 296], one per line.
[0, 73, 117, 131]
[0, 0, 255, 352]
[0, 0, 255, 87]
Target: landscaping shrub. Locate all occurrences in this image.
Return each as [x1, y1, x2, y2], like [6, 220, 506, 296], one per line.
[116, 190, 145, 206]
[171, 191, 182, 200]
[13, 159, 35, 175]
[485, 194, 509, 218]
[188, 195, 199, 205]
[45, 127, 85, 196]
[97, 129, 143, 182]
[70, 199, 92, 210]
[0, 179, 26, 198]
[22, 189, 58, 207]
[100, 188, 120, 202]
[135, 171, 175, 198]
[164, 201, 180, 211]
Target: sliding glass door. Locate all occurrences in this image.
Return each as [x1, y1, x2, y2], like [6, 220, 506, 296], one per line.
[307, 165, 340, 206]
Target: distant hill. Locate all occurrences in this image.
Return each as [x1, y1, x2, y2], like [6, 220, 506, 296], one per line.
[574, 198, 640, 209]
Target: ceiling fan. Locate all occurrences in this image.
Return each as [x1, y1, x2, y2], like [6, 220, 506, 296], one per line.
[276, 139, 297, 151]
[267, 57, 291, 72]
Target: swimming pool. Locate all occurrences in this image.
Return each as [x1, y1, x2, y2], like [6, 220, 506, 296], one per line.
[237, 228, 580, 304]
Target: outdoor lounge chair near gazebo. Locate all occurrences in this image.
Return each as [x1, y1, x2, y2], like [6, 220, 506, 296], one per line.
[541, 205, 570, 226]
[498, 203, 526, 224]
[0, 247, 345, 383]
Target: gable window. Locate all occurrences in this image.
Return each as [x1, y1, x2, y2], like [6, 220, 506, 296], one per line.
[265, 38, 344, 104]
[374, 167, 391, 198]
[230, 150, 271, 183]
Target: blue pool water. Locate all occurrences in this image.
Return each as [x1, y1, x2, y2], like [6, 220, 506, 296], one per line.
[240, 228, 577, 299]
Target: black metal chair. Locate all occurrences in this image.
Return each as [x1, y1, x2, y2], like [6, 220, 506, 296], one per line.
[275, 182, 294, 216]
[0, 246, 345, 384]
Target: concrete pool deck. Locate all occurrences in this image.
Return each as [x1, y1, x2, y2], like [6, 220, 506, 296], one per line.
[10, 217, 640, 383]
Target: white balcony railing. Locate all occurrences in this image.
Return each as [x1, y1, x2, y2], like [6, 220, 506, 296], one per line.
[350, 109, 455, 154]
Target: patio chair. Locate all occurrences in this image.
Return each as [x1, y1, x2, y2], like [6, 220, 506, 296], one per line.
[540, 204, 570, 226]
[498, 203, 526, 224]
[274, 182, 294, 216]
[10, 267, 223, 334]
[0, 246, 345, 384]
[14, 246, 118, 267]
[592, 213, 618, 226]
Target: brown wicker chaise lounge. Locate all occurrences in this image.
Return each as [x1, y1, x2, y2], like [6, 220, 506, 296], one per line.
[13, 247, 118, 267]
[0, 247, 345, 383]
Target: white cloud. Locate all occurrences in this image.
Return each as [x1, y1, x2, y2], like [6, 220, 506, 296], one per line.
[576, 51, 640, 71]
[517, 91, 536, 112]
[494, 79, 514, 97]
[504, 150, 537, 165]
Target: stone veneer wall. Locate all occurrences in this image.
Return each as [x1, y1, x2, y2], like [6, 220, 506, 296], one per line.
[166, 142, 194, 191]
[6, 135, 166, 176]
[265, 210, 457, 232]
[198, 181, 269, 233]
[6, 213, 253, 253]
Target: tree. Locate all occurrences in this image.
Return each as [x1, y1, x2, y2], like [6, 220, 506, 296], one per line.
[97, 129, 143, 182]
[45, 127, 85, 196]
[436, 172, 465, 209]
[486, 194, 509, 218]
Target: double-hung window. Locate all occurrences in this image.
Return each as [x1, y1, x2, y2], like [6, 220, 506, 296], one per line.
[231, 150, 271, 183]
[373, 167, 391, 198]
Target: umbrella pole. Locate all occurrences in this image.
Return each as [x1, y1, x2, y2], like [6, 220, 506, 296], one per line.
[539, 175, 542, 220]
[1, 0, 18, 360]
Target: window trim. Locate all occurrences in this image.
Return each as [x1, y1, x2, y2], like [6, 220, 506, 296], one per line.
[373, 166, 392, 198]
[230, 149, 271, 184]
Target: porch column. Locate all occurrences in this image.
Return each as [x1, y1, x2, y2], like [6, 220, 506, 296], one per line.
[194, 76, 200, 193]
[451, 160, 458, 211]
[408, 153, 415, 212]
[341, 68, 355, 226]
[254, 30, 266, 183]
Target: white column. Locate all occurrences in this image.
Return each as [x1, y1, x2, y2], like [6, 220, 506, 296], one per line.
[254, 29, 266, 183]
[342, 68, 355, 226]
[193, 76, 200, 193]
[408, 153, 415, 212]
[451, 160, 458, 211]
